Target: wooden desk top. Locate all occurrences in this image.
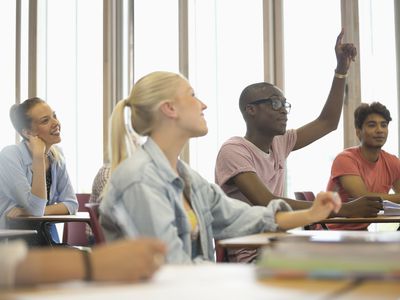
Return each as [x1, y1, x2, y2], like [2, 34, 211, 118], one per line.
[317, 215, 400, 224]
[217, 231, 288, 249]
[0, 229, 37, 238]
[259, 277, 354, 299]
[338, 280, 400, 300]
[8, 212, 90, 222]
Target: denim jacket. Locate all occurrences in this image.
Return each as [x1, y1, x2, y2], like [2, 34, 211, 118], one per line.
[0, 142, 78, 228]
[100, 138, 291, 263]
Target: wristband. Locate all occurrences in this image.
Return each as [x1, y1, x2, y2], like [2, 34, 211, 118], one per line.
[334, 71, 348, 79]
[81, 249, 92, 281]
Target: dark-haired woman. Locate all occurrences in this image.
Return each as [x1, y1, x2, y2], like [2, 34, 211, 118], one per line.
[0, 98, 78, 244]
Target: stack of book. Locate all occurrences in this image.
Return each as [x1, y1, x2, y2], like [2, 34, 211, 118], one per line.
[256, 231, 400, 280]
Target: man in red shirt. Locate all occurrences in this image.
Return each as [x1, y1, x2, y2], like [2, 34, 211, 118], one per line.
[327, 102, 400, 230]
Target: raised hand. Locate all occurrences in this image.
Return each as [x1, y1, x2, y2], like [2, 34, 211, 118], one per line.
[335, 28, 357, 74]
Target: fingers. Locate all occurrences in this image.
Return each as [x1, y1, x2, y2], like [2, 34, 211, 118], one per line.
[364, 196, 383, 202]
[335, 28, 344, 47]
[351, 46, 357, 61]
[340, 43, 357, 60]
[335, 28, 357, 64]
[6, 207, 18, 218]
[331, 192, 342, 213]
[132, 239, 166, 277]
[317, 192, 342, 213]
[6, 207, 27, 218]
[363, 196, 384, 210]
[136, 238, 167, 255]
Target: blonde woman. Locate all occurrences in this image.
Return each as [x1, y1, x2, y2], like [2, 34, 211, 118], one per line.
[100, 71, 341, 263]
[0, 98, 78, 244]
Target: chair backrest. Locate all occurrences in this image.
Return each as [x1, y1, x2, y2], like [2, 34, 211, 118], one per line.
[76, 193, 91, 210]
[85, 202, 106, 244]
[63, 193, 91, 246]
[215, 240, 228, 262]
[294, 191, 315, 201]
[294, 191, 318, 230]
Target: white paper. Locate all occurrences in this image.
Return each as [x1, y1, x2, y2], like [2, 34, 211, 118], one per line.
[379, 200, 400, 216]
[12, 265, 331, 300]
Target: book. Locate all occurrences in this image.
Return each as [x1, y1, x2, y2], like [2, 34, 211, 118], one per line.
[379, 200, 400, 216]
[256, 233, 400, 280]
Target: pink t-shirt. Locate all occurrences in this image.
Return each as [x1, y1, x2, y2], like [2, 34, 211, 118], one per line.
[215, 130, 297, 205]
[327, 146, 400, 230]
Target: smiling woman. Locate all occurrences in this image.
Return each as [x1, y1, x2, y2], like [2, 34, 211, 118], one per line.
[0, 98, 78, 245]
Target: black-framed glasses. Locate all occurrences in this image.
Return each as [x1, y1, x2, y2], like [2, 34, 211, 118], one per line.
[247, 98, 291, 113]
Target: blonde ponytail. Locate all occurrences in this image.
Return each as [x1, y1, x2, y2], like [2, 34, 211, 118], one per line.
[109, 71, 185, 171]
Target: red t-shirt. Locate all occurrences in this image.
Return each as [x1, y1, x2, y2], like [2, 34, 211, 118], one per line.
[327, 146, 400, 230]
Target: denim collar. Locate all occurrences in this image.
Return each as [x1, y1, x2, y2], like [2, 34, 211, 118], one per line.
[143, 138, 192, 190]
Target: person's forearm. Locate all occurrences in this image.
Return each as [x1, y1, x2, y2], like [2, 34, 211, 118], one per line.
[281, 198, 312, 210]
[275, 210, 314, 230]
[356, 193, 400, 204]
[15, 248, 85, 285]
[45, 203, 70, 215]
[251, 194, 311, 209]
[30, 155, 47, 199]
[317, 75, 346, 129]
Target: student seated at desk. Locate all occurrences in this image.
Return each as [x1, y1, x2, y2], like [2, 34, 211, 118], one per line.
[213, 30, 381, 261]
[327, 102, 400, 230]
[0, 98, 78, 244]
[0, 238, 165, 288]
[99, 71, 342, 264]
[86, 133, 140, 243]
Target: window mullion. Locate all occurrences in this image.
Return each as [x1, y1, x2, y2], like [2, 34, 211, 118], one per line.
[341, 0, 361, 148]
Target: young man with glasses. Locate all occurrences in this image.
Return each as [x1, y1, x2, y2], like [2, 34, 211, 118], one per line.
[214, 30, 382, 262]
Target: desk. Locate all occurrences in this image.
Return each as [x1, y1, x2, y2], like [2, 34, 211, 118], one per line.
[317, 215, 400, 224]
[217, 231, 288, 249]
[0, 229, 37, 240]
[7, 212, 90, 245]
[217, 229, 400, 250]
[8, 212, 90, 223]
[1, 265, 384, 300]
[339, 280, 400, 299]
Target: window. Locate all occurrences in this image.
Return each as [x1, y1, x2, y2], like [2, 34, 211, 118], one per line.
[284, 0, 341, 197]
[0, 1, 17, 150]
[188, 0, 264, 181]
[133, 0, 179, 80]
[359, 0, 398, 154]
[37, 0, 103, 192]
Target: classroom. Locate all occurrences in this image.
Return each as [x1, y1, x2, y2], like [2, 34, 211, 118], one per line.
[1, 1, 400, 299]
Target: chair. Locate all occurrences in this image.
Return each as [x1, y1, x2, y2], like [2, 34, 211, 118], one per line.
[84, 202, 106, 244]
[62, 193, 91, 246]
[215, 240, 228, 262]
[294, 191, 315, 202]
[294, 191, 328, 230]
